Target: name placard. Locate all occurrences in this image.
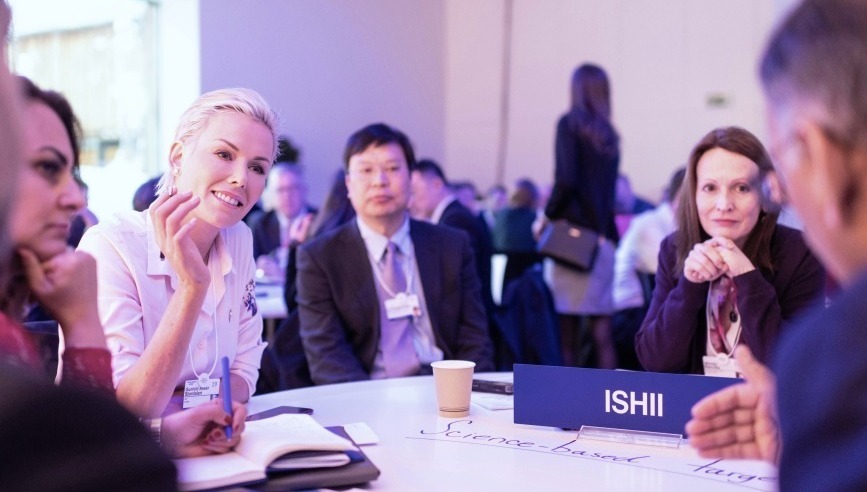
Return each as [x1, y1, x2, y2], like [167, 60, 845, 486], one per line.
[513, 364, 740, 435]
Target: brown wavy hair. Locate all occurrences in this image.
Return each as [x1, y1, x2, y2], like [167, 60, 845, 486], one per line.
[674, 127, 779, 276]
[566, 64, 620, 159]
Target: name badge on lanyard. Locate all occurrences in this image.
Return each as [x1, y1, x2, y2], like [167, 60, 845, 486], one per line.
[183, 376, 220, 409]
[384, 292, 421, 320]
[702, 354, 740, 378]
[704, 277, 741, 378]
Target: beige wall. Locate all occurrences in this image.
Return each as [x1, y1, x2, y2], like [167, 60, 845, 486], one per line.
[167, 0, 778, 204]
[195, 0, 446, 203]
[445, 0, 776, 202]
[158, 0, 201, 171]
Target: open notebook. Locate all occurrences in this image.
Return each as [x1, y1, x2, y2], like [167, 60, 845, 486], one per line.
[174, 413, 356, 491]
[248, 425, 381, 492]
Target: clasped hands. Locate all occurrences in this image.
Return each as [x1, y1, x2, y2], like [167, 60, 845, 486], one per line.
[684, 237, 755, 283]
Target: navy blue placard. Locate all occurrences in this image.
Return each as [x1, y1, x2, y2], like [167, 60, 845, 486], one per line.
[513, 364, 740, 435]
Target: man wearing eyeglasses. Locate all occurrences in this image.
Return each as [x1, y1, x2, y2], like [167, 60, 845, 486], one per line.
[296, 123, 493, 385]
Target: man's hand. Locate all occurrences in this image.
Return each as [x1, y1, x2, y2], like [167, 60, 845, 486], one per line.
[685, 346, 780, 463]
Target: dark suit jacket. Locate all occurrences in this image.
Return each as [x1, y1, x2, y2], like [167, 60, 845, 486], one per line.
[774, 271, 867, 492]
[636, 225, 825, 373]
[251, 207, 317, 259]
[438, 200, 494, 311]
[296, 219, 494, 385]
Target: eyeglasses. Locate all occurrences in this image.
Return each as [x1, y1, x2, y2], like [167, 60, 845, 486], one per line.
[348, 162, 407, 182]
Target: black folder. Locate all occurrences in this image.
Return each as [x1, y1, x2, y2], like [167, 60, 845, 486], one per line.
[244, 426, 380, 491]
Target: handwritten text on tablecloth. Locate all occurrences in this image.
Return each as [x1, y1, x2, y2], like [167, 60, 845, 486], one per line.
[408, 420, 776, 490]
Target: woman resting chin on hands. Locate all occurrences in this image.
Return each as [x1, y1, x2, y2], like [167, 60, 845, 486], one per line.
[1, 76, 112, 392]
[635, 127, 825, 375]
[78, 89, 278, 418]
[684, 236, 756, 284]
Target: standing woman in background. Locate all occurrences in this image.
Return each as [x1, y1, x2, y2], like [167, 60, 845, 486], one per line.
[542, 63, 620, 369]
[78, 88, 277, 417]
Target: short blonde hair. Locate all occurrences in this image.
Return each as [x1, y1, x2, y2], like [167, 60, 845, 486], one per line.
[156, 87, 279, 196]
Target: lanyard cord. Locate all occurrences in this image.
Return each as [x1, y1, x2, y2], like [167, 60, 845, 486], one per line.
[187, 257, 220, 381]
[707, 278, 742, 357]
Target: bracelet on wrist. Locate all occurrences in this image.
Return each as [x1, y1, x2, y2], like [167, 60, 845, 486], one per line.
[140, 417, 163, 446]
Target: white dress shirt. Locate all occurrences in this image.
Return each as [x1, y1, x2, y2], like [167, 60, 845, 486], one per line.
[613, 202, 676, 310]
[77, 210, 266, 396]
[356, 216, 443, 378]
[430, 195, 457, 224]
[274, 206, 312, 268]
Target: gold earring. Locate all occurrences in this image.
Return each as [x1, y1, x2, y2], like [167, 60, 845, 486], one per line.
[172, 167, 181, 177]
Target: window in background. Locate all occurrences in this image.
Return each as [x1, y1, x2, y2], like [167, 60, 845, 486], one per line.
[8, 0, 159, 220]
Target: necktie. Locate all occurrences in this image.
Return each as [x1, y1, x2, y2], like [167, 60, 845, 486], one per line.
[382, 241, 407, 294]
[379, 242, 420, 377]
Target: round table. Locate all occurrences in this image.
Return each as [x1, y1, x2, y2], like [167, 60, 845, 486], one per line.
[248, 374, 776, 491]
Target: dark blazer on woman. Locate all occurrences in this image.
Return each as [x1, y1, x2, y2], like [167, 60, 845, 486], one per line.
[296, 219, 494, 385]
[545, 114, 619, 242]
[636, 225, 825, 373]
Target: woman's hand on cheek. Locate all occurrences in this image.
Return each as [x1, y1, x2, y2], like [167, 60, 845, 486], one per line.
[148, 189, 210, 290]
[709, 237, 756, 277]
[19, 248, 106, 347]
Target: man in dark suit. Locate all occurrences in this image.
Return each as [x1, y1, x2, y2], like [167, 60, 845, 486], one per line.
[296, 124, 493, 385]
[410, 159, 494, 313]
[686, 1, 867, 490]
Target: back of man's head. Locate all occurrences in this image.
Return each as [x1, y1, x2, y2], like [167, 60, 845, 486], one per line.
[510, 178, 539, 209]
[413, 159, 447, 185]
[761, 0, 867, 150]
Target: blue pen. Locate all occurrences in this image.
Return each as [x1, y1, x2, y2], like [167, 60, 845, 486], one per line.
[221, 356, 233, 439]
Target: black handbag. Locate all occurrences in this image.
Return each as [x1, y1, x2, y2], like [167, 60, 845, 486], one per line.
[536, 220, 600, 271]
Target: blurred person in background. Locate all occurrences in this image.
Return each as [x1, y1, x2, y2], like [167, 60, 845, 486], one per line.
[493, 178, 542, 287]
[132, 176, 161, 212]
[251, 139, 317, 281]
[611, 167, 685, 370]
